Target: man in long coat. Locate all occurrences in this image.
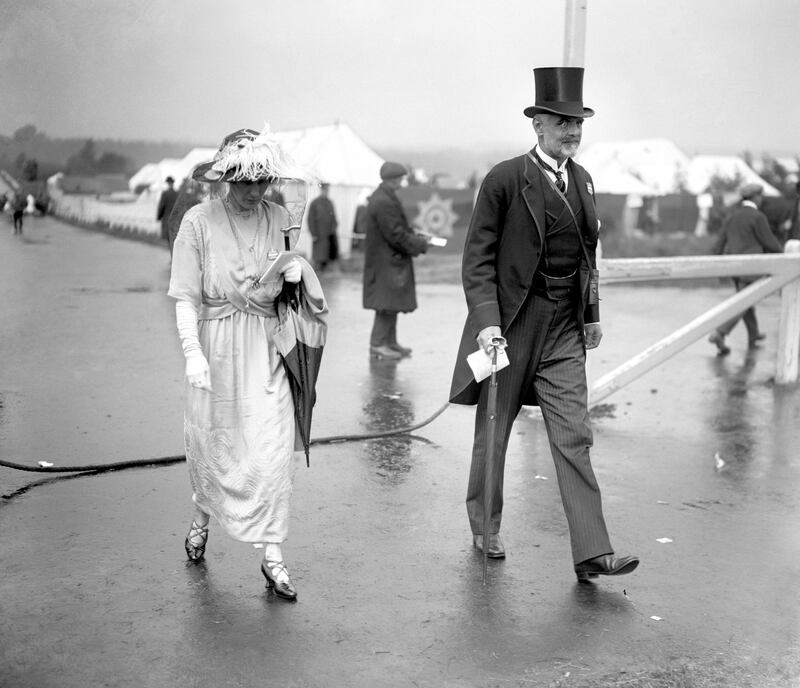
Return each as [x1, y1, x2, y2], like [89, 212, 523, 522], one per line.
[156, 176, 178, 243]
[307, 182, 338, 271]
[708, 182, 784, 355]
[362, 162, 429, 360]
[449, 67, 638, 582]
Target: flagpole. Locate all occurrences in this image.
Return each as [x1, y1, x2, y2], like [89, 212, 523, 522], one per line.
[563, 0, 588, 67]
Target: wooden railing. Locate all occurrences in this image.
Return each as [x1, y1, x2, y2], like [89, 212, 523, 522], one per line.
[589, 240, 800, 404]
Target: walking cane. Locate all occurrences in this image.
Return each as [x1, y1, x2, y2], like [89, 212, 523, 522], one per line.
[482, 336, 505, 585]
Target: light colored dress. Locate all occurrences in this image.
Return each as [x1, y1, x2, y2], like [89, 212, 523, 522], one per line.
[168, 198, 300, 543]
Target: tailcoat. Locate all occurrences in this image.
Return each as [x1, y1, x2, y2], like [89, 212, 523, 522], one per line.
[449, 152, 600, 405]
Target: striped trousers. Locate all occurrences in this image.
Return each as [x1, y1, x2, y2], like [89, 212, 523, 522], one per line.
[465, 291, 613, 564]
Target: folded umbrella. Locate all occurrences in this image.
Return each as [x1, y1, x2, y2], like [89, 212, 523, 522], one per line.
[272, 262, 328, 467]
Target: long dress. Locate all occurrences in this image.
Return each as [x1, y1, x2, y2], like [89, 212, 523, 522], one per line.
[168, 198, 300, 543]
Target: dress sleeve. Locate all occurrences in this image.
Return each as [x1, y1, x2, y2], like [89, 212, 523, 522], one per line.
[168, 211, 203, 308]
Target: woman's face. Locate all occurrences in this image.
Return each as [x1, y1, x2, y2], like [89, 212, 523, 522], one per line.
[227, 178, 273, 211]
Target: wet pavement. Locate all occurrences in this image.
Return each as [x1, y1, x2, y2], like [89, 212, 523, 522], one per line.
[1, 214, 799, 687]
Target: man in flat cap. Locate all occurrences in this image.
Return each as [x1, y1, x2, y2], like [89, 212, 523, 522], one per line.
[709, 182, 784, 355]
[449, 67, 638, 582]
[362, 161, 430, 360]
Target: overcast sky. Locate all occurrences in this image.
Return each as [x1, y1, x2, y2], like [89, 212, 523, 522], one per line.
[1, 0, 797, 156]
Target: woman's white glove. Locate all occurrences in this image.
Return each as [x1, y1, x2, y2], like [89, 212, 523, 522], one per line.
[185, 352, 212, 391]
[281, 258, 302, 284]
[176, 300, 212, 392]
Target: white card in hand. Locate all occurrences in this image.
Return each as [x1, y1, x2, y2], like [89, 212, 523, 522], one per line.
[466, 347, 510, 382]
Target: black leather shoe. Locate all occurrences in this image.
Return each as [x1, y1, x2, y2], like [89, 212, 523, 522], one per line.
[709, 332, 730, 356]
[473, 534, 506, 559]
[261, 560, 298, 600]
[184, 520, 209, 562]
[575, 554, 639, 582]
[749, 333, 766, 348]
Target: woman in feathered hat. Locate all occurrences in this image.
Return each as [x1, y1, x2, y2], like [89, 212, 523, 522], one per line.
[168, 125, 310, 600]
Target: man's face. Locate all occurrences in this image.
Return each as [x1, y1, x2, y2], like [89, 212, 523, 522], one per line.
[533, 113, 584, 163]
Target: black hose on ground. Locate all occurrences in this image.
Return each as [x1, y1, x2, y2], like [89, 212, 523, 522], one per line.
[0, 402, 451, 476]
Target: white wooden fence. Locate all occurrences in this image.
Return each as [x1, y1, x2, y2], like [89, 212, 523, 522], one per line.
[590, 240, 800, 404]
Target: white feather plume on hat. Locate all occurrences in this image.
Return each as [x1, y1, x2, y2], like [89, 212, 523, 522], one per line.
[194, 123, 313, 183]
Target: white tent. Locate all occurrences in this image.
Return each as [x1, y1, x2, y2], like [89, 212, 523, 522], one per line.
[588, 157, 660, 196]
[686, 155, 781, 196]
[578, 138, 691, 195]
[271, 123, 385, 258]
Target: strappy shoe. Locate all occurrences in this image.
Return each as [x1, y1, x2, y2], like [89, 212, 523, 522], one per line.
[260, 560, 297, 600]
[184, 520, 209, 562]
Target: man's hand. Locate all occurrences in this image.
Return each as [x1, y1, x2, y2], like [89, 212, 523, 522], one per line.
[477, 326, 503, 354]
[584, 323, 603, 350]
[186, 352, 212, 391]
[281, 258, 302, 283]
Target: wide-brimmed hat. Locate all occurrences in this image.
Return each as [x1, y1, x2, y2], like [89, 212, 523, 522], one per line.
[523, 67, 595, 119]
[192, 125, 306, 183]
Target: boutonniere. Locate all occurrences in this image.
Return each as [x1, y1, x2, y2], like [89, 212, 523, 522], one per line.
[586, 181, 594, 195]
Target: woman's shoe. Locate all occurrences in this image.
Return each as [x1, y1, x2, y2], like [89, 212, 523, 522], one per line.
[261, 560, 297, 600]
[184, 520, 209, 562]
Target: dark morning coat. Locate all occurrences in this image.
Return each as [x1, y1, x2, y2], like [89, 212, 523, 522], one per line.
[449, 152, 600, 406]
[362, 182, 429, 312]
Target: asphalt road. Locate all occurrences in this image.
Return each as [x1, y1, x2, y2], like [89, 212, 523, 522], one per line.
[1, 214, 798, 687]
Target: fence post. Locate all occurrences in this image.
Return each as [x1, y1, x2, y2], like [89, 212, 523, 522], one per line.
[776, 240, 800, 384]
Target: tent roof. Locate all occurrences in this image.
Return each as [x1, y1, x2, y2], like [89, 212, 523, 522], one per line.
[578, 138, 690, 195]
[272, 122, 384, 187]
[686, 155, 781, 196]
[588, 157, 660, 196]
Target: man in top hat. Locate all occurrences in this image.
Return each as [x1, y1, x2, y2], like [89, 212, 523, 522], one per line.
[362, 161, 431, 360]
[157, 176, 179, 244]
[449, 67, 639, 582]
[708, 182, 784, 355]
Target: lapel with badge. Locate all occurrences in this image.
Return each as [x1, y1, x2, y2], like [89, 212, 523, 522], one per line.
[568, 159, 599, 242]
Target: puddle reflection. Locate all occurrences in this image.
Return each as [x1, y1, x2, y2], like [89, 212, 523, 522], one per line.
[360, 357, 416, 485]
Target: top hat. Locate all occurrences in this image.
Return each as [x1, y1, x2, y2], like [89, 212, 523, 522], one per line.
[523, 67, 595, 119]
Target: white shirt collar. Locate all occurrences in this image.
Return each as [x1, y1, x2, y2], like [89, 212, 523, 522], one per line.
[535, 145, 568, 173]
[742, 200, 757, 209]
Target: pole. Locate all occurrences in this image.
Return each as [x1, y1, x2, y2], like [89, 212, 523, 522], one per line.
[776, 240, 800, 384]
[563, 0, 588, 67]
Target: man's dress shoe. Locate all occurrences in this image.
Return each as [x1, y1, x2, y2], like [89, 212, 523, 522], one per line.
[574, 553, 639, 582]
[708, 332, 731, 356]
[473, 534, 506, 559]
[388, 343, 412, 357]
[370, 345, 402, 360]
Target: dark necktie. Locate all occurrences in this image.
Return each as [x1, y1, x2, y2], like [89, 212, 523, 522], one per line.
[535, 153, 566, 193]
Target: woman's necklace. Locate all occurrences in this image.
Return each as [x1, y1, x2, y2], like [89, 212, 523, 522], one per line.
[224, 201, 270, 306]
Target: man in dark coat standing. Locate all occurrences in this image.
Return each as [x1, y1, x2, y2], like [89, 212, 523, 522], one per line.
[363, 162, 430, 360]
[708, 183, 784, 355]
[449, 68, 638, 582]
[307, 182, 339, 271]
[156, 176, 178, 243]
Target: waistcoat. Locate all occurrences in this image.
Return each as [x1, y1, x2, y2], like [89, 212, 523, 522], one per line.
[540, 171, 586, 276]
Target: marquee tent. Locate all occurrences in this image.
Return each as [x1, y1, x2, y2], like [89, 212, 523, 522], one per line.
[686, 155, 781, 197]
[578, 138, 691, 195]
